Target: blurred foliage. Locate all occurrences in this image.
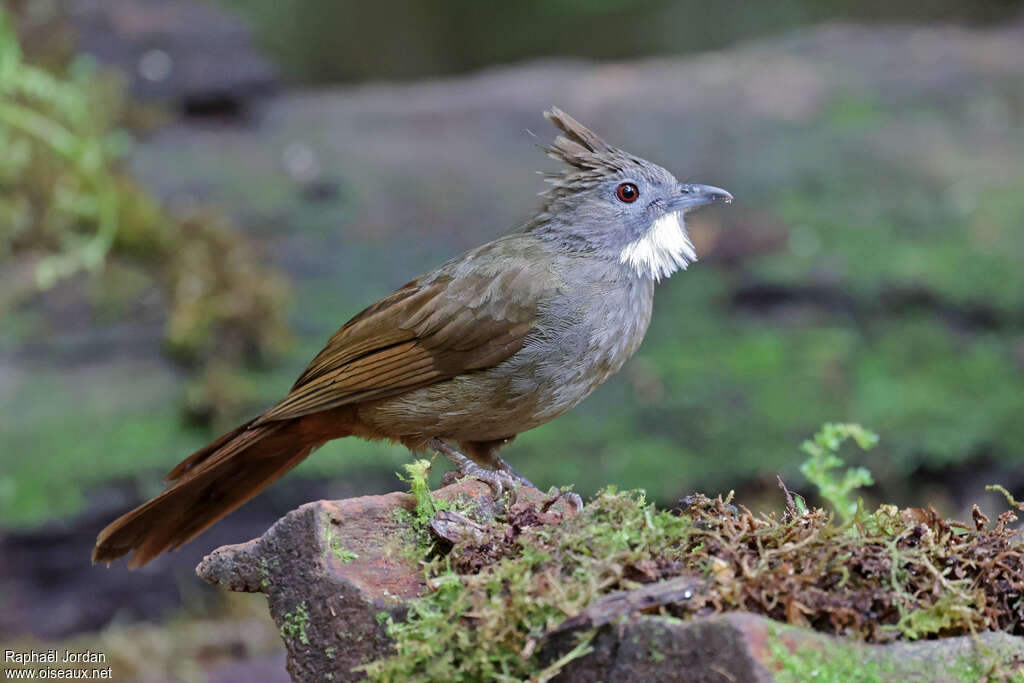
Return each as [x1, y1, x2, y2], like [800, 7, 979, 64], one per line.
[4, 6, 1024, 529]
[215, 0, 1022, 83]
[0, 8, 291, 430]
[0, 11, 128, 296]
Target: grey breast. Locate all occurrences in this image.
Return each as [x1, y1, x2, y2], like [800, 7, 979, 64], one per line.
[508, 256, 655, 428]
[357, 244, 655, 444]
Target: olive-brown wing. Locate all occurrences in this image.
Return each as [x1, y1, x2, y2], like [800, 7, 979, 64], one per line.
[256, 267, 538, 423]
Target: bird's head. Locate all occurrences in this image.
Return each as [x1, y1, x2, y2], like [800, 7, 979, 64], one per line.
[531, 108, 732, 281]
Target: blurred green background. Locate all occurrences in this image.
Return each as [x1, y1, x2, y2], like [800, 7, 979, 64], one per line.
[2, 0, 1023, 679]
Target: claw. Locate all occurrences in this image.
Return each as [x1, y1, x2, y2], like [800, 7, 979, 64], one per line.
[429, 438, 520, 502]
[494, 456, 536, 489]
[562, 492, 584, 515]
[546, 487, 584, 515]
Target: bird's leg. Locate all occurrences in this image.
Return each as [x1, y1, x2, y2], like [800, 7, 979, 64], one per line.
[428, 438, 518, 500]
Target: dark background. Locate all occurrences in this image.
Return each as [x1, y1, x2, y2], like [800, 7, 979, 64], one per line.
[2, 0, 1023, 679]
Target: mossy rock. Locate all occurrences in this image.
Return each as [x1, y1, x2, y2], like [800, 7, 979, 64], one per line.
[198, 477, 1024, 682]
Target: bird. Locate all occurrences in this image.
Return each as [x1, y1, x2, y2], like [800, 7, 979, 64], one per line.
[92, 108, 732, 568]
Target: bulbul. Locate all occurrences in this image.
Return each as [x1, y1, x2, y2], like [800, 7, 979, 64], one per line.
[93, 108, 732, 567]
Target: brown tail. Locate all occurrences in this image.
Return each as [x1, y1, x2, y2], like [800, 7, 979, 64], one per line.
[93, 415, 341, 568]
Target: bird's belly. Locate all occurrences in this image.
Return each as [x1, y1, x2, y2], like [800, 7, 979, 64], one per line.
[357, 330, 639, 445]
[357, 278, 654, 447]
[356, 368, 591, 445]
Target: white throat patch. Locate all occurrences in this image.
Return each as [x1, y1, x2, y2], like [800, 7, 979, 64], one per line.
[618, 211, 697, 281]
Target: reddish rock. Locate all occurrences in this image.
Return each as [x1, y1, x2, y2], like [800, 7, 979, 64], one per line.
[198, 482, 1024, 682]
[196, 479, 546, 681]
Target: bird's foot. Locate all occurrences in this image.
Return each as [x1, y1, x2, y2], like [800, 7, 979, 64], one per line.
[547, 487, 584, 515]
[491, 457, 582, 513]
[493, 455, 536, 488]
[429, 438, 519, 501]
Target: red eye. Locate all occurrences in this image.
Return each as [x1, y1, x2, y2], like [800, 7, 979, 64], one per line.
[616, 182, 639, 203]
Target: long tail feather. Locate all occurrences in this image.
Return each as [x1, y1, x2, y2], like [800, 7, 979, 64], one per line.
[92, 418, 329, 568]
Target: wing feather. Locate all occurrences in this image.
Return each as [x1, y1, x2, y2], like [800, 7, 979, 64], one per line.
[257, 252, 544, 424]
[290, 283, 444, 388]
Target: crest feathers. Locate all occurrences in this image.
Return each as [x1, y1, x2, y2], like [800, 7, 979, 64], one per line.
[543, 107, 616, 169]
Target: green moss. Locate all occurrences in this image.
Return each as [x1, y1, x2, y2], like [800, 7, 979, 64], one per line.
[280, 601, 311, 646]
[949, 644, 1024, 683]
[259, 557, 271, 590]
[768, 634, 885, 683]
[399, 459, 448, 525]
[892, 592, 980, 641]
[362, 488, 690, 681]
[391, 459, 452, 558]
[360, 426, 1024, 680]
[768, 628, 1024, 683]
[324, 522, 358, 563]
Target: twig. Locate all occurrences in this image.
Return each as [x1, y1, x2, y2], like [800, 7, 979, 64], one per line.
[545, 575, 705, 637]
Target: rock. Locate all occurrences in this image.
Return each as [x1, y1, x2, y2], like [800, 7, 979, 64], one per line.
[196, 479, 551, 681]
[545, 612, 1024, 682]
[67, 0, 278, 111]
[198, 483, 1024, 682]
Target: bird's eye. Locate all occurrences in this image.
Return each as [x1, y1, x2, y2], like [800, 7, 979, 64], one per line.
[615, 182, 639, 203]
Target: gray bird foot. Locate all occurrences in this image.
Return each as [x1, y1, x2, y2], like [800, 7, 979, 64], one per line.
[548, 488, 584, 515]
[429, 438, 519, 501]
[493, 456, 536, 489]
[492, 457, 582, 513]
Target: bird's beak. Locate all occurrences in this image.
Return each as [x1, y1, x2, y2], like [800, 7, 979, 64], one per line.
[669, 183, 733, 211]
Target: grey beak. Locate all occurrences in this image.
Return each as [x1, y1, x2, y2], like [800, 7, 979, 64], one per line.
[670, 183, 733, 211]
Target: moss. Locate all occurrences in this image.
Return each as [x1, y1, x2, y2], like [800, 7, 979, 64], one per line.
[399, 459, 448, 524]
[768, 628, 1024, 683]
[259, 557, 271, 590]
[767, 634, 886, 683]
[280, 601, 311, 646]
[949, 644, 1024, 683]
[324, 521, 358, 563]
[362, 488, 691, 681]
[391, 459, 452, 558]
[361, 425, 1024, 681]
[892, 592, 982, 641]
